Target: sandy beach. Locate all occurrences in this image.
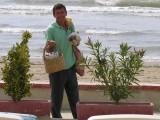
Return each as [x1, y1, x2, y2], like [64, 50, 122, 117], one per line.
[0, 58, 160, 84]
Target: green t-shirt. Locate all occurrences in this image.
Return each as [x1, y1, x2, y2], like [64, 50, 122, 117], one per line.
[45, 22, 76, 69]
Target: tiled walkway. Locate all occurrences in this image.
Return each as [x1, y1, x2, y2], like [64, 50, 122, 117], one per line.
[38, 111, 75, 120]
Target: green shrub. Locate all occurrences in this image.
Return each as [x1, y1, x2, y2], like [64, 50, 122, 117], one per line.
[84, 39, 146, 104]
[1, 31, 33, 102]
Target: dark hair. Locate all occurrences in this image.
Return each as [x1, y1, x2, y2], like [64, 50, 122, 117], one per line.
[52, 3, 67, 16]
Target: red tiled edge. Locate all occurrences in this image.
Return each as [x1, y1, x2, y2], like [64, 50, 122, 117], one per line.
[0, 81, 160, 91]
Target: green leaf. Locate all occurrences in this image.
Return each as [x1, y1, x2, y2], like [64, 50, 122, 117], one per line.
[84, 39, 146, 104]
[1, 30, 33, 102]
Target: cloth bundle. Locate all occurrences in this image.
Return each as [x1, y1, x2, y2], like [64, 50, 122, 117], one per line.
[68, 32, 85, 76]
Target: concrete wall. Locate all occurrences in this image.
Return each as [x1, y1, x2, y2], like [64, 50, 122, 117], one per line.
[0, 82, 160, 111]
[78, 89, 160, 111]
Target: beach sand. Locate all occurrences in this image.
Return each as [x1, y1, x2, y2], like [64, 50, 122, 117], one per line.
[0, 58, 160, 84]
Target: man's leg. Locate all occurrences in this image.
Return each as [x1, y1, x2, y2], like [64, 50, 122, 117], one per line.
[49, 71, 67, 118]
[65, 66, 80, 119]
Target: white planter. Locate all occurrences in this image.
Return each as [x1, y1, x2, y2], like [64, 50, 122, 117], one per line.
[88, 114, 160, 120]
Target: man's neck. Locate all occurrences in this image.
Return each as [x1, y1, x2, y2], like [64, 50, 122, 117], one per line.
[57, 21, 67, 30]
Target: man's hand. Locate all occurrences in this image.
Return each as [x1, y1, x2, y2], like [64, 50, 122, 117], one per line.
[48, 40, 57, 47]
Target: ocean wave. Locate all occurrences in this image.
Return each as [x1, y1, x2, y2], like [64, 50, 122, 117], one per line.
[1, 4, 160, 17]
[143, 56, 160, 62]
[85, 29, 144, 35]
[1, 47, 160, 62]
[117, 0, 160, 8]
[0, 4, 51, 15]
[0, 28, 44, 33]
[96, 0, 160, 8]
[95, 0, 116, 6]
[2, 0, 160, 8]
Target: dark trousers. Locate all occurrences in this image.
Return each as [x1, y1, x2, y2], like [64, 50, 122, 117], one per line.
[49, 65, 79, 119]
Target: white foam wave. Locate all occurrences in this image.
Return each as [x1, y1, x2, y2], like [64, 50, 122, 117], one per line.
[0, 4, 52, 15]
[1, 4, 160, 17]
[95, 0, 116, 6]
[85, 29, 142, 35]
[143, 56, 160, 62]
[0, 28, 44, 33]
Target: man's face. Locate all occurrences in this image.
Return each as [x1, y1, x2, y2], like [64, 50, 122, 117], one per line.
[54, 8, 67, 23]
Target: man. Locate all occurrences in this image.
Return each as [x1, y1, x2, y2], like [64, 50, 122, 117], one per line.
[45, 3, 79, 119]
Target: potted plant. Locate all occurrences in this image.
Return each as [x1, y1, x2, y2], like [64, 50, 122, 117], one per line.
[0, 31, 50, 117]
[76, 39, 153, 120]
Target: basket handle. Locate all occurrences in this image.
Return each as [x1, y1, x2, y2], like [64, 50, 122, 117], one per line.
[43, 42, 62, 60]
[43, 43, 48, 60]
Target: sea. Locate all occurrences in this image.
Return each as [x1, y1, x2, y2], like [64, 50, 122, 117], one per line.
[1, 0, 160, 62]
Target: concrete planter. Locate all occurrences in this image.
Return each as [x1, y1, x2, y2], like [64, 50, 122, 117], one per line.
[0, 100, 51, 117]
[76, 102, 154, 120]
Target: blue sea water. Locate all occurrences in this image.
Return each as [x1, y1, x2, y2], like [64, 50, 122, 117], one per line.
[0, 0, 160, 62]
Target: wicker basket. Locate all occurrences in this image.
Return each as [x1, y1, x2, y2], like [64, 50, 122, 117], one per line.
[43, 43, 65, 73]
[44, 54, 65, 73]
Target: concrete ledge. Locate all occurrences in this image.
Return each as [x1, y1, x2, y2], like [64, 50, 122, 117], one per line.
[0, 81, 160, 111]
[78, 82, 160, 91]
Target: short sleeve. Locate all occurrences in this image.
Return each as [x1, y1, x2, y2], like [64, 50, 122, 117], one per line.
[45, 26, 54, 42]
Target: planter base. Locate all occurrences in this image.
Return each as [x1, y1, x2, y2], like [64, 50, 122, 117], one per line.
[77, 102, 154, 120]
[0, 100, 51, 116]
